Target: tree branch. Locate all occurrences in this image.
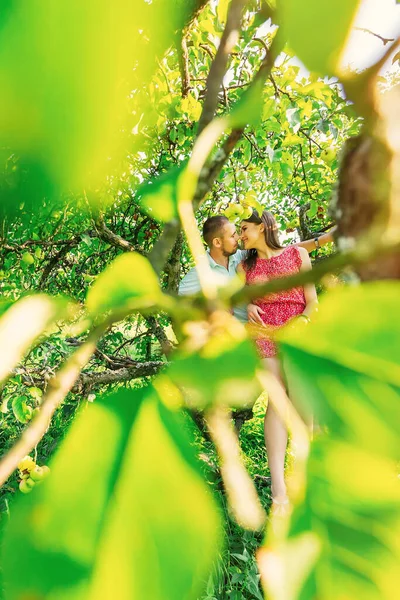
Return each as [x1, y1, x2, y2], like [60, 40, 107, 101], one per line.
[0, 326, 101, 486]
[78, 360, 166, 392]
[355, 27, 395, 46]
[231, 238, 400, 306]
[94, 212, 140, 253]
[39, 238, 80, 290]
[146, 315, 176, 356]
[178, 34, 191, 98]
[197, 0, 247, 136]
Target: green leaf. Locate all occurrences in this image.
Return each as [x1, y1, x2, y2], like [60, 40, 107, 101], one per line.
[280, 161, 293, 183]
[2, 387, 222, 599]
[279, 0, 362, 76]
[217, 0, 230, 24]
[275, 282, 400, 599]
[86, 252, 162, 316]
[280, 282, 400, 388]
[0, 295, 76, 384]
[12, 396, 32, 424]
[167, 330, 261, 409]
[139, 164, 184, 223]
[28, 387, 43, 401]
[0, 0, 200, 198]
[228, 78, 266, 128]
[306, 200, 318, 218]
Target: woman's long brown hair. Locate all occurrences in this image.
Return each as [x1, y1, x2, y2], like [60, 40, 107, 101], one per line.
[242, 210, 283, 271]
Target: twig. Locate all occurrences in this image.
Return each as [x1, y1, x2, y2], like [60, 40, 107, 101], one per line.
[299, 145, 317, 201]
[299, 128, 323, 151]
[355, 27, 395, 46]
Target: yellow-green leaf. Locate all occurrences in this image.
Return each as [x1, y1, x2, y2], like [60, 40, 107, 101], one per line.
[2, 387, 222, 600]
[86, 252, 162, 316]
[279, 0, 362, 76]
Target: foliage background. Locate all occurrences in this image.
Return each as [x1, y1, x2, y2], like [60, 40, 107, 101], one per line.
[0, 1, 399, 599]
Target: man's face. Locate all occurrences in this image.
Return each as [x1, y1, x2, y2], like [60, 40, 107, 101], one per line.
[220, 222, 239, 256]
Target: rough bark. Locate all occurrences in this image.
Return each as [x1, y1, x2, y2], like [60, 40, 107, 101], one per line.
[334, 81, 400, 280]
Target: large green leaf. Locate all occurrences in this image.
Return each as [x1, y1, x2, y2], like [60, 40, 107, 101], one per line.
[278, 0, 362, 76]
[228, 78, 266, 129]
[168, 329, 261, 409]
[139, 164, 185, 223]
[86, 252, 163, 316]
[2, 387, 222, 599]
[0, 0, 199, 199]
[267, 282, 400, 600]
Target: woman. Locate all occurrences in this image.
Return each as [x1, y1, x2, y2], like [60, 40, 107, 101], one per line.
[238, 210, 318, 510]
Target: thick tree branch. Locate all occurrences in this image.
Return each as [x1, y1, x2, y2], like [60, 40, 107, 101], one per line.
[231, 238, 400, 306]
[146, 315, 176, 356]
[197, 0, 247, 136]
[39, 238, 80, 289]
[94, 212, 139, 253]
[179, 35, 191, 98]
[78, 360, 166, 392]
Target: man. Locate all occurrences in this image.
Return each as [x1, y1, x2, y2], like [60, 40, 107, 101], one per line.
[178, 215, 334, 323]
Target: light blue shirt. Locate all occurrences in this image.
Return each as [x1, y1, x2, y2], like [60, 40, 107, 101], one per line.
[178, 250, 248, 322]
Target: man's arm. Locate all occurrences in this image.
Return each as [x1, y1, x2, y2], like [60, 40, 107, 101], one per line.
[178, 266, 201, 296]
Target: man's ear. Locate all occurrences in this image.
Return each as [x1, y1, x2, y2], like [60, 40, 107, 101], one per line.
[212, 237, 222, 249]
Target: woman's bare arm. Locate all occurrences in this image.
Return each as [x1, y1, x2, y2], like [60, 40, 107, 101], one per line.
[298, 247, 318, 318]
[296, 226, 336, 253]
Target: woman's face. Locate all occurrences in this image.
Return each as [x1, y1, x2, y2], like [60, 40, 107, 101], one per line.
[240, 221, 264, 250]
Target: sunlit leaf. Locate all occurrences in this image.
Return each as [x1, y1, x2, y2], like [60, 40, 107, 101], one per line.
[11, 396, 32, 424]
[86, 252, 163, 316]
[139, 164, 185, 223]
[0, 0, 200, 199]
[306, 200, 318, 218]
[279, 0, 362, 76]
[168, 324, 261, 409]
[273, 282, 400, 600]
[217, 0, 230, 24]
[2, 387, 222, 600]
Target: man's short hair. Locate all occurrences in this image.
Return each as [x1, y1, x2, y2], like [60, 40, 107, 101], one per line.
[202, 215, 229, 247]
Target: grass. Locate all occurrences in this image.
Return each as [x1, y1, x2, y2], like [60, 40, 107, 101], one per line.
[184, 395, 273, 600]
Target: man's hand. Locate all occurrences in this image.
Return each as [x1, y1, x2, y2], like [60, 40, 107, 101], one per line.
[247, 303, 266, 326]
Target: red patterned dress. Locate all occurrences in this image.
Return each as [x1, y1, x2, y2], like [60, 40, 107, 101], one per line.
[244, 246, 306, 358]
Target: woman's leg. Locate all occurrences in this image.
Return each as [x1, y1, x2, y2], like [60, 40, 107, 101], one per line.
[262, 356, 288, 502]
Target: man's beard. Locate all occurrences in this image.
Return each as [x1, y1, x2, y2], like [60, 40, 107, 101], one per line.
[222, 245, 237, 257]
